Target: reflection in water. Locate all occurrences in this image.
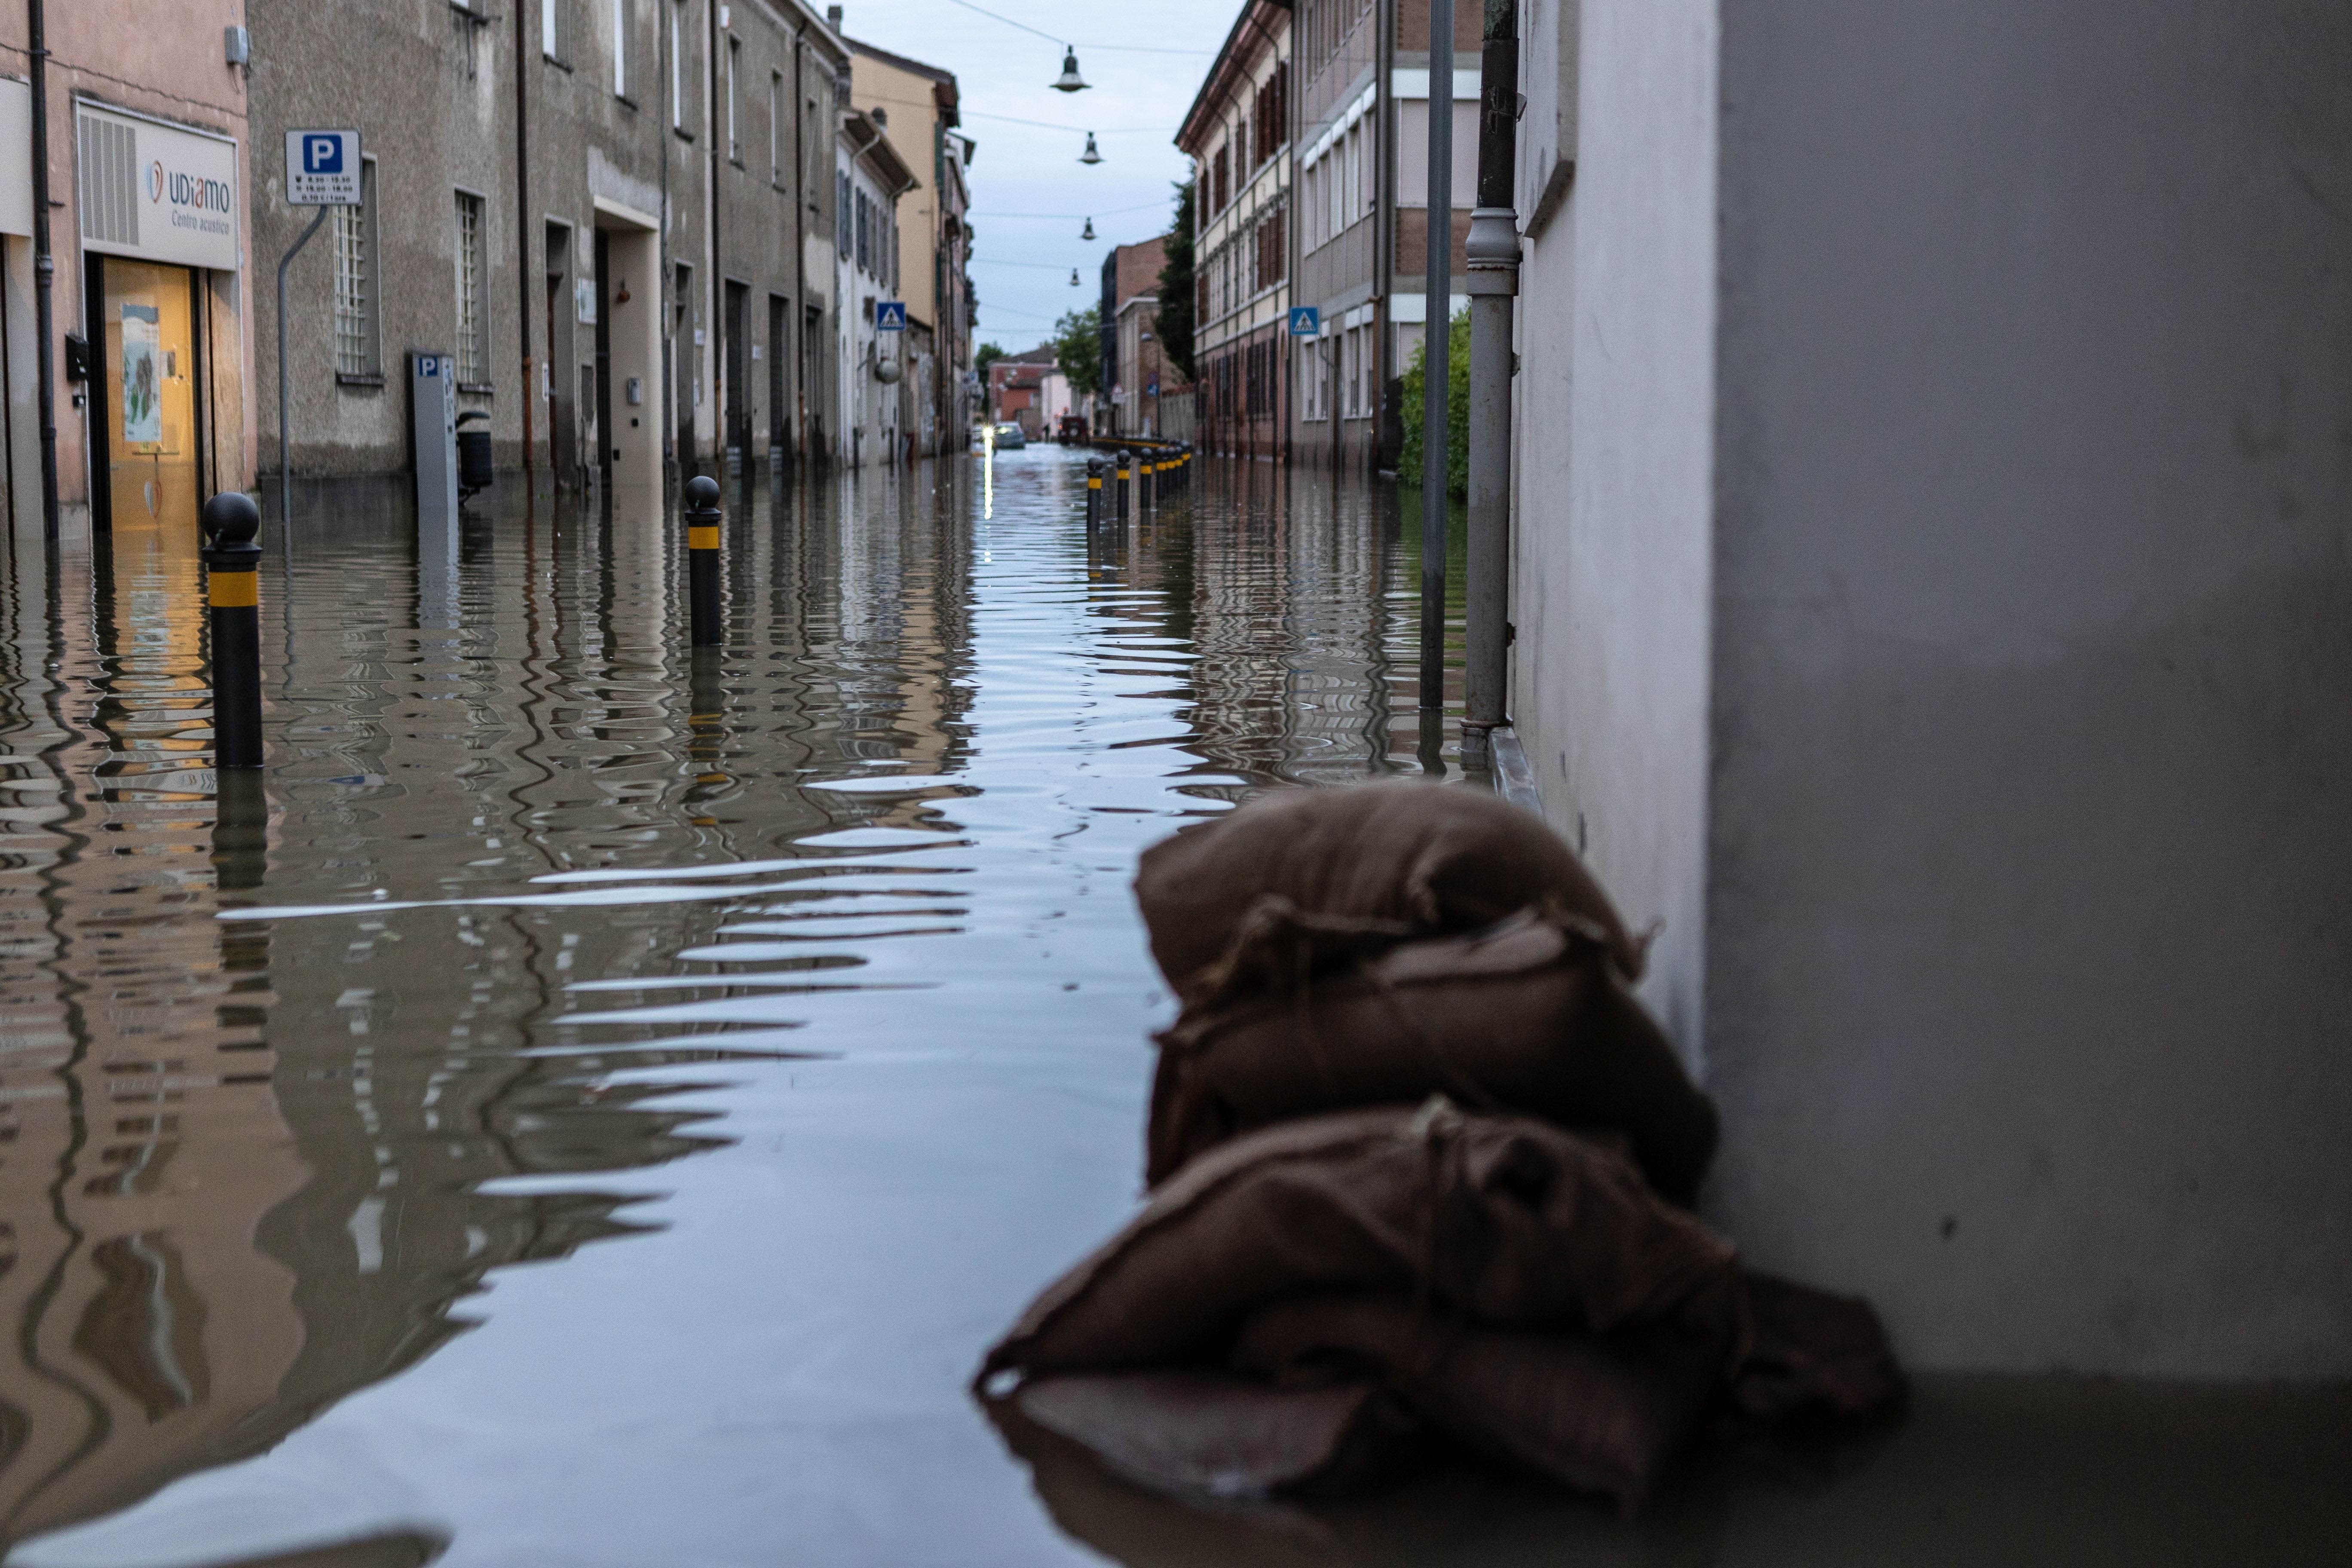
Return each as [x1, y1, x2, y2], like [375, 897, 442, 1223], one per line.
[0, 453, 1449, 1558]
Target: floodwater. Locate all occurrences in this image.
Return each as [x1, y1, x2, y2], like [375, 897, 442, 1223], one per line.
[3, 449, 2345, 1568]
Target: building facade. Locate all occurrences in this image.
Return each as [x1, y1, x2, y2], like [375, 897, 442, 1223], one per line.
[243, 0, 847, 493]
[834, 105, 913, 467]
[1094, 236, 1166, 440]
[847, 37, 971, 459]
[1286, 0, 1477, 473]
[2, 1, 255, 539]
[1504, 0, 2352, 1379]
[1179, 1, 1289, 461]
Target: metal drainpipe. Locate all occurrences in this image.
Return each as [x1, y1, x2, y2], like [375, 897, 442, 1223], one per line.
[1372, 0, 1395, 480]
[1461, 0, 1519, 767]
[792, 24, 806, 471]
[659, 0, 673, 480]
[1418, 0, 1453, 718]
[515, 0, 535, 487]
[29, 0, 59, 537]
[708, 0, 722, 474]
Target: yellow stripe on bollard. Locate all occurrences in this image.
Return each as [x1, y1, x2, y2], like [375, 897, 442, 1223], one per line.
[1088, 477, 1102, 490]
[689, 526, 720, 550]
[208, 571, 258, 609]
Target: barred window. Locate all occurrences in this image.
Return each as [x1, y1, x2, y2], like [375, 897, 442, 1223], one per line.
[455, 191, 487, 383]
[333, 160, 378, 378]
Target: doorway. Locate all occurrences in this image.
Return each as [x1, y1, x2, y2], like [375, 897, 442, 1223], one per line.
[673, 261, 696, 475]
[767, 293, 789, 469]
[723, 279, 748, 472]
[546, 221, 576, 487]
[92, 257, 202, 534]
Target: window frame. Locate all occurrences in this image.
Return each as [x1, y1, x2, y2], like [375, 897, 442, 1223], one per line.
[334, 156, 382, 383]
[454, 187, 491, 389]
[611, 0, 629, 98]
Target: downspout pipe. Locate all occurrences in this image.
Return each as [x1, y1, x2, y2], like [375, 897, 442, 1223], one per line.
[1417, 0, 1453, 717]
[29, 0, 58, 538]
[1461, 0, 1519, 766]
[515, 0, 535, 487]
[791, 23, 806, 472]
[709, 0, 723, 473]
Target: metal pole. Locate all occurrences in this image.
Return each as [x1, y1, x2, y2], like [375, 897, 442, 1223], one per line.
[1463, 0, 1520, 767]
[201, 491, 265, 769]
[685, 472, 722, 647]
[276, 205, 331, 527]
[28, 0, 59, 539]
[1418, 0, 1454, 714]
[515, 0, 535, 486]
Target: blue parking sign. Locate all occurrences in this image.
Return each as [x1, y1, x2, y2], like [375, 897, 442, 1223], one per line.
[876, 301, 908, 332]
[1288, 306, 1320, 336]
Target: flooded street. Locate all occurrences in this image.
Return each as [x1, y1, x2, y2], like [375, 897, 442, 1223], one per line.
[6, 447, 2346, 1568]
[0, 446, 1470, 1562]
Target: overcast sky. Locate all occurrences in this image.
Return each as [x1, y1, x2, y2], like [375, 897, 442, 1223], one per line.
[834, 0, 1233, 352]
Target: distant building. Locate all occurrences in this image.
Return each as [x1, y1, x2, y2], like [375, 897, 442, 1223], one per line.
[847, 36, 974, 459]
[835, 106, 916, 467]
[986, 344, 1054, 438]
[1179, 0, 1290, 460]
[1095, 237, 1169, 440]
[242, 0, 848, 490]
[1286, 0, 1478, 473]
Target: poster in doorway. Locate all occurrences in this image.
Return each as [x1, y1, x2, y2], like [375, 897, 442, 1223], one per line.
[121, 304, 162, 447]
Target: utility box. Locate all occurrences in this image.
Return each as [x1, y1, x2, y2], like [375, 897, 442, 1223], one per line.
[410, 351, 458, 527]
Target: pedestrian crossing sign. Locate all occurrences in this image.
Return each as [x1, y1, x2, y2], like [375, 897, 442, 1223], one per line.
[1289, 306, 1320, 336]
[876, 301, 908, 332]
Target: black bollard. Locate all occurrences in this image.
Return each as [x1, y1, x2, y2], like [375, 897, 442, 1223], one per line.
[201, 491, 264, 770]
[685, 473, 723, 649]
[1085, 456, 1104, 527]
[1116, 449, 1131, 521]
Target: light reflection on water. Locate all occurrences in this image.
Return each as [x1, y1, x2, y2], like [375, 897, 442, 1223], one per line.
[0, 449, 1462, 1564]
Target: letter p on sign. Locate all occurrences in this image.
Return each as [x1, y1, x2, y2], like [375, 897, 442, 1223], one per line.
[305, 135, 343, 175]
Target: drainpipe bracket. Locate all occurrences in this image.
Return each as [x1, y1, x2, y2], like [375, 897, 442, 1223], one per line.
[1464, 206, 1521, 295]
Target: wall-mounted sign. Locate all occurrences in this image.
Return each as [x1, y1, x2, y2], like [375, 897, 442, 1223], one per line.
[575, 277, 596, 325]
[1288, 306, 1320, 336]
[286, 129, 361, 205]
[76, 99, 240, 272]
[876, 300, 907, 332]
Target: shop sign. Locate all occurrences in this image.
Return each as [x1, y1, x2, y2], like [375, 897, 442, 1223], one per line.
[77, 100, 241, 272]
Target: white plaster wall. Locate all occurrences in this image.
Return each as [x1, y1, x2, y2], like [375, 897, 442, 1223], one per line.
[1704, 0, 2352, 1375]
[1508, 0, 1719, 1057]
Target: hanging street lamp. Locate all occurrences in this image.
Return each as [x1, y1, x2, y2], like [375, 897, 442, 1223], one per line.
[1081, 217, 1096, 241]
[1079, 132, 1102, 165]
[1052, 48, 1089, 92]
[1069, 268, 1081, 286]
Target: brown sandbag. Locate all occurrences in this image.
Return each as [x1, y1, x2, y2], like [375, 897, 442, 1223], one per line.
[1003, 1371, 1420, 1501]
[1727, 1271, 1908, 1427]
[1148, 911, 1719, 1201]
[1233, 1292, 1733, 1514]
[1135, 782, 1646, 1006]
[980, 1101, 1737, 1384]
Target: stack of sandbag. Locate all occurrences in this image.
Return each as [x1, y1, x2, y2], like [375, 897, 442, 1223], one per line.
[979, 783, 1901, 1514]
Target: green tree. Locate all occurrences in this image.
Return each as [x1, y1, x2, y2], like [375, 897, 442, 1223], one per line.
[974, 342, 1008, 379]
[1155, 180, 1197, 384]
[1397, 307, 1471, 497]
[1052, 306, 1103, 400]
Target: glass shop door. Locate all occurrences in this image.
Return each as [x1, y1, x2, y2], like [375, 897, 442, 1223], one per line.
[101, 258, 201, 534]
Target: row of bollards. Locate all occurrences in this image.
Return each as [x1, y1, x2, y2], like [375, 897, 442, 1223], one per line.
[1083, 444, 1191, 528]
[196, 474, 733, 775]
